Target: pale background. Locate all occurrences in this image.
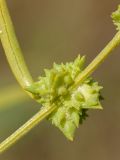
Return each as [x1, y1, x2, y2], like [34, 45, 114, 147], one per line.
[0, 0, 120, 159]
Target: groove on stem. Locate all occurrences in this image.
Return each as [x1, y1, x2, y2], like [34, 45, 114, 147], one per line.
[1, 30, 120, 154]
[0, 0, 120, 155]
[0, 0, 33, 87]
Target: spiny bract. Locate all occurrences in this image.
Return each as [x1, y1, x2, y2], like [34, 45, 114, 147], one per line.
[27, 55, 102, 140]
[112, 5, 120, 31]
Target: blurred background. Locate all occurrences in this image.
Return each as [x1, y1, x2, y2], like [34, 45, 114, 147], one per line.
[0, 0, 120, 159]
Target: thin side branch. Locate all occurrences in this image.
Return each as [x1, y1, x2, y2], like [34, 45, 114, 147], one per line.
[73, 31, 120, 88]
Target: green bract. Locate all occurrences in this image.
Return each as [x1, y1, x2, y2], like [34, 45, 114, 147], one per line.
[27, 55, 102, 140]
[112, 5, 120, 31]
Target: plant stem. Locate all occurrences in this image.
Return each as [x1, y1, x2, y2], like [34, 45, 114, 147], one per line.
[0, 105, 56, 154]
[74, 31, 120, 88]
[0, 0, 120, 155]
[1, 31, 120, 154]
[0, 0, 56, 154]
[0, 0, 33, 87]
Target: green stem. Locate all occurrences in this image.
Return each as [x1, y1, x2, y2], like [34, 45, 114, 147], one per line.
[74, 31, 120, 88]
[0, 0, 120, 155]
[0, 0, 33, 87]
[0, 0, 55, 153]
[0, 105, 56, 154]
[1, 31, 120, 154]
[0, 0, 56, 154]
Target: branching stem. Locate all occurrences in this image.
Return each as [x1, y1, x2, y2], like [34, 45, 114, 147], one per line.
[0, 0, 56, 153]
[0, 0, 120, 154]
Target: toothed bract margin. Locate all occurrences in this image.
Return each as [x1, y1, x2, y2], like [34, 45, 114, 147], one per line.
[26, 55, 103, 140]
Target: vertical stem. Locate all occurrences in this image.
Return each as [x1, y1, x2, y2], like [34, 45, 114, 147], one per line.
[0, 0, 56, 154]
[0, 0, 33, 87]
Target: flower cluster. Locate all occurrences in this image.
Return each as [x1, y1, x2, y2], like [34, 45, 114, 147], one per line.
[27, 56, 102, 140]
[112, 5, 120, 31]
